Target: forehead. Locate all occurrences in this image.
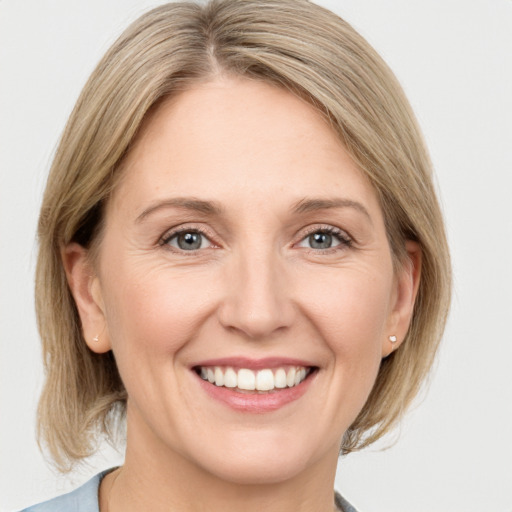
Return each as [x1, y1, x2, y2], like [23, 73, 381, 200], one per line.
[110, 77, 381, 219]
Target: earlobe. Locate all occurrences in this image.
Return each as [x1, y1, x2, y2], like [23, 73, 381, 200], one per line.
[382, 241, 422, 357]
[61, 243, 111, 354]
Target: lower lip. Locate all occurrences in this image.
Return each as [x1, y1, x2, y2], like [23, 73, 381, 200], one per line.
[194, 371, 316, 413]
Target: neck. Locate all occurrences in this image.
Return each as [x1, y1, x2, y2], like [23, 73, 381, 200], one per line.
[101, 408, 340, 512]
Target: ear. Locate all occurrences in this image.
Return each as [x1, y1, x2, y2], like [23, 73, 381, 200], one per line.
[61, 243, 111, 353]
[382, 240, 422, 357]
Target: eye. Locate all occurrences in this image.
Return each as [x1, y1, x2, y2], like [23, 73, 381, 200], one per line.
[162, 229, 212, 251]
[297, 228, 351, 251]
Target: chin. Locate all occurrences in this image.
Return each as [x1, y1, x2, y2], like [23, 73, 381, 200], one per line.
[202, 454, 311, 486]
[187, 431, 322, 486]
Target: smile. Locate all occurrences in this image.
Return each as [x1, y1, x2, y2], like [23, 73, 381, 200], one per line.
[195, 365, 312, 393]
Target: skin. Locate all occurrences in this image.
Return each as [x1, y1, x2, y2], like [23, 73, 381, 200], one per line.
[64, 76, 421, 512]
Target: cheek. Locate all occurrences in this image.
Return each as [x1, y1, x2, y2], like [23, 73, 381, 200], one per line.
[278, 263, 395, 443]
[100, 258, 217, 357]
[296, 265, 394, 356]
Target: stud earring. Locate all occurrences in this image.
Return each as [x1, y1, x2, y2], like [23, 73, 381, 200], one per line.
[389, 335, 397, 343]
[93, 334, 99, 343]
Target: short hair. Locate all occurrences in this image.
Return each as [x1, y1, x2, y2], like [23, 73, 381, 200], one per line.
[35, 0, 451, 471]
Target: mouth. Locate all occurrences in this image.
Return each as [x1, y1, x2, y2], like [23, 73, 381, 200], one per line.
[191, 358, 319, 412]
[193, 364, 318, 394]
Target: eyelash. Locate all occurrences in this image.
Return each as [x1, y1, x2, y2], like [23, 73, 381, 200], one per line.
[159, 225, 353, 254]
[298, 225, 353, 253]
[160, 226, 216, 253]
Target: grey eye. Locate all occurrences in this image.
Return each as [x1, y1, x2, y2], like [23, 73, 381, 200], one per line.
[167, 231, 211, 251]
[297, 229, 348, 251]
[308, 232, 334, 249]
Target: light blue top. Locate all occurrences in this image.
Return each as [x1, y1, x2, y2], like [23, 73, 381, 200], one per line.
[20, 470, 357, 512]
[19, 470, 113, 512]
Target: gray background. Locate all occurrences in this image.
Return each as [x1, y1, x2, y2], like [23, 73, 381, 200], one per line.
[1, 0, 511, 510]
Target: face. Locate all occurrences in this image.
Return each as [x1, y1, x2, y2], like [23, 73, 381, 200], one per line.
[68, 77, 417, 485]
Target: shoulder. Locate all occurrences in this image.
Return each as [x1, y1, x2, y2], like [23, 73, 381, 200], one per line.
[335, 491, 359, 512]
[19, 469, 114, 512]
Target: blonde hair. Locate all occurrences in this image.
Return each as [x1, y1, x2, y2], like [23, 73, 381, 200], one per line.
[36, 0, 451, 471]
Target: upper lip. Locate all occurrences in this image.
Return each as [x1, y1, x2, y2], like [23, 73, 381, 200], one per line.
[191, 357, 317, 370]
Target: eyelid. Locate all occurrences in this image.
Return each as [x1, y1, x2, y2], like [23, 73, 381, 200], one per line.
[158, 222, 354, 253]
[159, 224, 219, 250]
[294, 224, 353, 250]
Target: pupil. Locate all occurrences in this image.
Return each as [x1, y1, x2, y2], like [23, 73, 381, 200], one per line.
[178, 232, 201, 250]
[310, 232, 332, 249]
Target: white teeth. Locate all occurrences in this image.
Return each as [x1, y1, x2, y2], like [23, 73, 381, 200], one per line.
[214, 367, 224, 386]
[286, 367, 296, 387]
[237, 368, 256, 390]
[198, 365, 311, 392]
[256, 369, 275, 391]
[274, 368, 287, 389]
[224, 367, 237, 388]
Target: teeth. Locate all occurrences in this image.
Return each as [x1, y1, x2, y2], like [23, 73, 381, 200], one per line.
[214, 367, 224, 387]
[256, 369, 274, 391]
[274, 368, 287, 389]
[224, 367, 237, 388]
[237, 368, 255, 390]
[286, 367, 296, 387]
[198, 365, 311, 392]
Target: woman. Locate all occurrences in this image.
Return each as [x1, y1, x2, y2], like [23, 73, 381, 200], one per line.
[22, 0, 450, 510]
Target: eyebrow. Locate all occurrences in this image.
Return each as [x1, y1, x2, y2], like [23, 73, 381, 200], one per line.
[292, 197, 372, 222]
[135, 197, 224, 223]
[135, 196, 372, 223]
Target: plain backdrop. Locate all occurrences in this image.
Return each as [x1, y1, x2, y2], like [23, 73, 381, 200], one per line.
[1, 1, 511, 511]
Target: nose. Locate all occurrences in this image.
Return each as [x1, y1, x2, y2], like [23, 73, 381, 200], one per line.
[217, 248, 295, 340]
